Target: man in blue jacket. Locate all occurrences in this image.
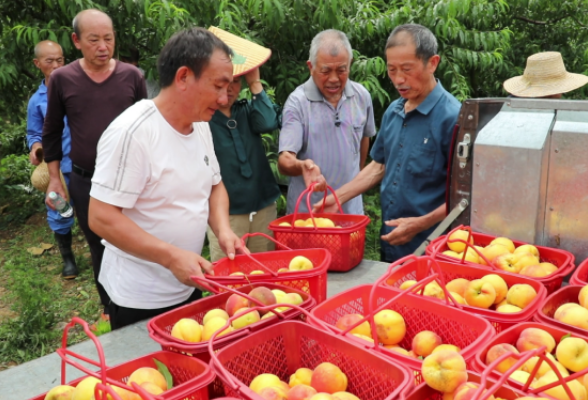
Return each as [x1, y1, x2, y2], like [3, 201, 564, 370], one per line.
[27, 40, 78, 279]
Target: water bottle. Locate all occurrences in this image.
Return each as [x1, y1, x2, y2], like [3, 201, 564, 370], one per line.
[48, 191, 74, 218]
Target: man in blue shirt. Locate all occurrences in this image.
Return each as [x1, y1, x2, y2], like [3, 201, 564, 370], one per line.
[314, 24, 461, 262]
[27, 40, 78, 279]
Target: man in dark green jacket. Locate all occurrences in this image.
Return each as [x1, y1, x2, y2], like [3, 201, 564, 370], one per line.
[207, 66, 281, 261]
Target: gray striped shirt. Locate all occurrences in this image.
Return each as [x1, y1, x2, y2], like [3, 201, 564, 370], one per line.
[279, 78, 376, 214]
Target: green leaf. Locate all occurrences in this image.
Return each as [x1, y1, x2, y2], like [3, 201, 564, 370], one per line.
[560, 333, 572, 342]
[153, 358, 173, 389]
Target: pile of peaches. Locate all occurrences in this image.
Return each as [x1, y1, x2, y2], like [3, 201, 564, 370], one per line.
[443, 230, 558, 278]
[170, 286, 304, 343]
[334, 309, 458, 359]
[248, 362, 360, 400]
[228, 255, 315, 276]
[400, 274, 538, 313]
[279, 217, 338, 228]
[420, 349, 551, 400]
[552, 284, 588, 331]
[485, 327, 588, 400]
[43, 366, 168, 399]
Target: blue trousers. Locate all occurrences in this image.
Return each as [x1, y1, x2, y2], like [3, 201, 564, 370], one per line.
[46, 172, 74, 234]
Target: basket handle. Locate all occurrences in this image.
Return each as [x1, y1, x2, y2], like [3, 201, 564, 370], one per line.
[439, 225, 496, 268]
[190, 275, 287, 320]
[207, 303, 334, 388]
[56, 317, 109, 386]
[241, 232, 293, 251]
[291, 183, 344, 229]
[94, 383, 126, 400]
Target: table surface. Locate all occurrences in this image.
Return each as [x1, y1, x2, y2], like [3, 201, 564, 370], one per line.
[0, 259, 390, 400]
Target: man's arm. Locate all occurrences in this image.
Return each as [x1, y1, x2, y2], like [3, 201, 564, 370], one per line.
[88, 197, 213, 286]
[26, 99, 44, 166]
[278, 151, 326, 191]
[381, 203, 446, 246]
[207, 181, 244, 260]
[42, 75, 66, 207]
[359, 137, 370, 170]
[313, 160, 385, 212]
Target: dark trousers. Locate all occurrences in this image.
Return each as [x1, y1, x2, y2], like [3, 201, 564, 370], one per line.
[108, 289, 203, 330]
[69, 171, 111, 310]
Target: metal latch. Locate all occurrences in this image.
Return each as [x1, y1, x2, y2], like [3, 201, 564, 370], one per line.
[457, 134, 471, 169]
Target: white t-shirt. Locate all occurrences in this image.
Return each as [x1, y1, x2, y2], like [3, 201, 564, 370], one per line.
[90, 100, 221, 309]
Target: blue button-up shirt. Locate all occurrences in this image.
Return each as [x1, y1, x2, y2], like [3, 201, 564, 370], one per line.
[371, 81, 460, 262]
[27, 80, 72, 173]
[280, 78, 376, 214]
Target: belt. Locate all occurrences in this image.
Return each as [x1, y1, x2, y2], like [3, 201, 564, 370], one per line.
[72, 164, 94, 179]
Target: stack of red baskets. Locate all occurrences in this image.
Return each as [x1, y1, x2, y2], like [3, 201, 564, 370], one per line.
[206, 304, 413, 400]
[309, 256, 495, 384]
[379, 256, 547, 333]
[268, 184, 370, 272]
[426, 225, 575, 293]
[148, 279, 316, 363]
[204, 233, 330, 304]
[31, 318, 215, 400]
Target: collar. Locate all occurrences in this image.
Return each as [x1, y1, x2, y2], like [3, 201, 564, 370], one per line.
[38, 79, 47, 94]
[394, 79, 445, 116]
[303, 78, 355, 102]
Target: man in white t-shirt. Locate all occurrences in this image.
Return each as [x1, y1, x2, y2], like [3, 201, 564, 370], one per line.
[88, 28, 244, 330]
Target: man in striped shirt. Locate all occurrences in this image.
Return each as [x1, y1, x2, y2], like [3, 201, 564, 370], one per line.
[278, 29, 376, 214]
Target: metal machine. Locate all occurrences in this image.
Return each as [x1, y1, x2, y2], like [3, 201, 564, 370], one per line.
[444, 98, 588, 263]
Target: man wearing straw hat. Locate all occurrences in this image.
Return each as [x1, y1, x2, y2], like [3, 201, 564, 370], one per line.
[88, 28, 244, 330]
[27, 40, 78, 279]
[314, 24, 461, 263]
[278, 29, 376, 215]
[206, 27, 281, 261]
[503, 51, 588, 98]
[42, 9, 147, 318]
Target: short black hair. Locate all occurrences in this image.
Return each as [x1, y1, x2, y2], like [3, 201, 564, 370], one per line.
[157, 27, 232, 89]
[386, 24, 438, 62]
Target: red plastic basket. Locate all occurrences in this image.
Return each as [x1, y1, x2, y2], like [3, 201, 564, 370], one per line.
[207, 304, 413, 400]
[570, 257, 588, 285]
[379, 256, 547, 333]
[426, 225, 575, 293]
[206, 233, 329, 303]
[148, 280, 316, 362]
[472, 321, 588, 392]
[534, 284, 588, 336]
[30, 318, 215, 400]
[309, 256, 495, 384]
[268, 184, 370, 272]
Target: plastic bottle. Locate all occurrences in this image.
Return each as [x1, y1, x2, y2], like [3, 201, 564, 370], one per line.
[48, 191, 74, 218]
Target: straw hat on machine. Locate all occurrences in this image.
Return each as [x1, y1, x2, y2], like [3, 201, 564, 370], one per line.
[30, 147, 69, 201]
[503, 51, 588, 98]
[208, 26, 272, 77]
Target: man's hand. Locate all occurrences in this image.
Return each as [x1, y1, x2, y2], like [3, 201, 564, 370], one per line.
[381, 216, 427, 246]
[301, 159, 326, 192]
[29, 143, 43, 166]
[45, 177, 66, 210]
[217, 228, 249, 261]
[244, 68, 263, 95]
[167, 248, 215, 290]
[312, 194, 339, 213]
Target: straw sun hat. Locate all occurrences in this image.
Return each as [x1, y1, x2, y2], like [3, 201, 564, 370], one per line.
[208, 26, 272, 77]
[503, 51, 588, 98]
[30, 147, 69, 201]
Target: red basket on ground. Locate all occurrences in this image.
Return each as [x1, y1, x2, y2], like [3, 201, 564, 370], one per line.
[570, 257, 588, 285]
[426, 225, 575, 293]
[148, 280, 316, 362]
[534, 285, 588, 337]
[206, 233, 329, 303]
[472, 321, 588, 390]
[309, 256, 495, 384]
[207, 304, 412, 400]
[380, 256, 547, 333]
[30, 318, 215, 400]
[268, 184, 370, 272]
